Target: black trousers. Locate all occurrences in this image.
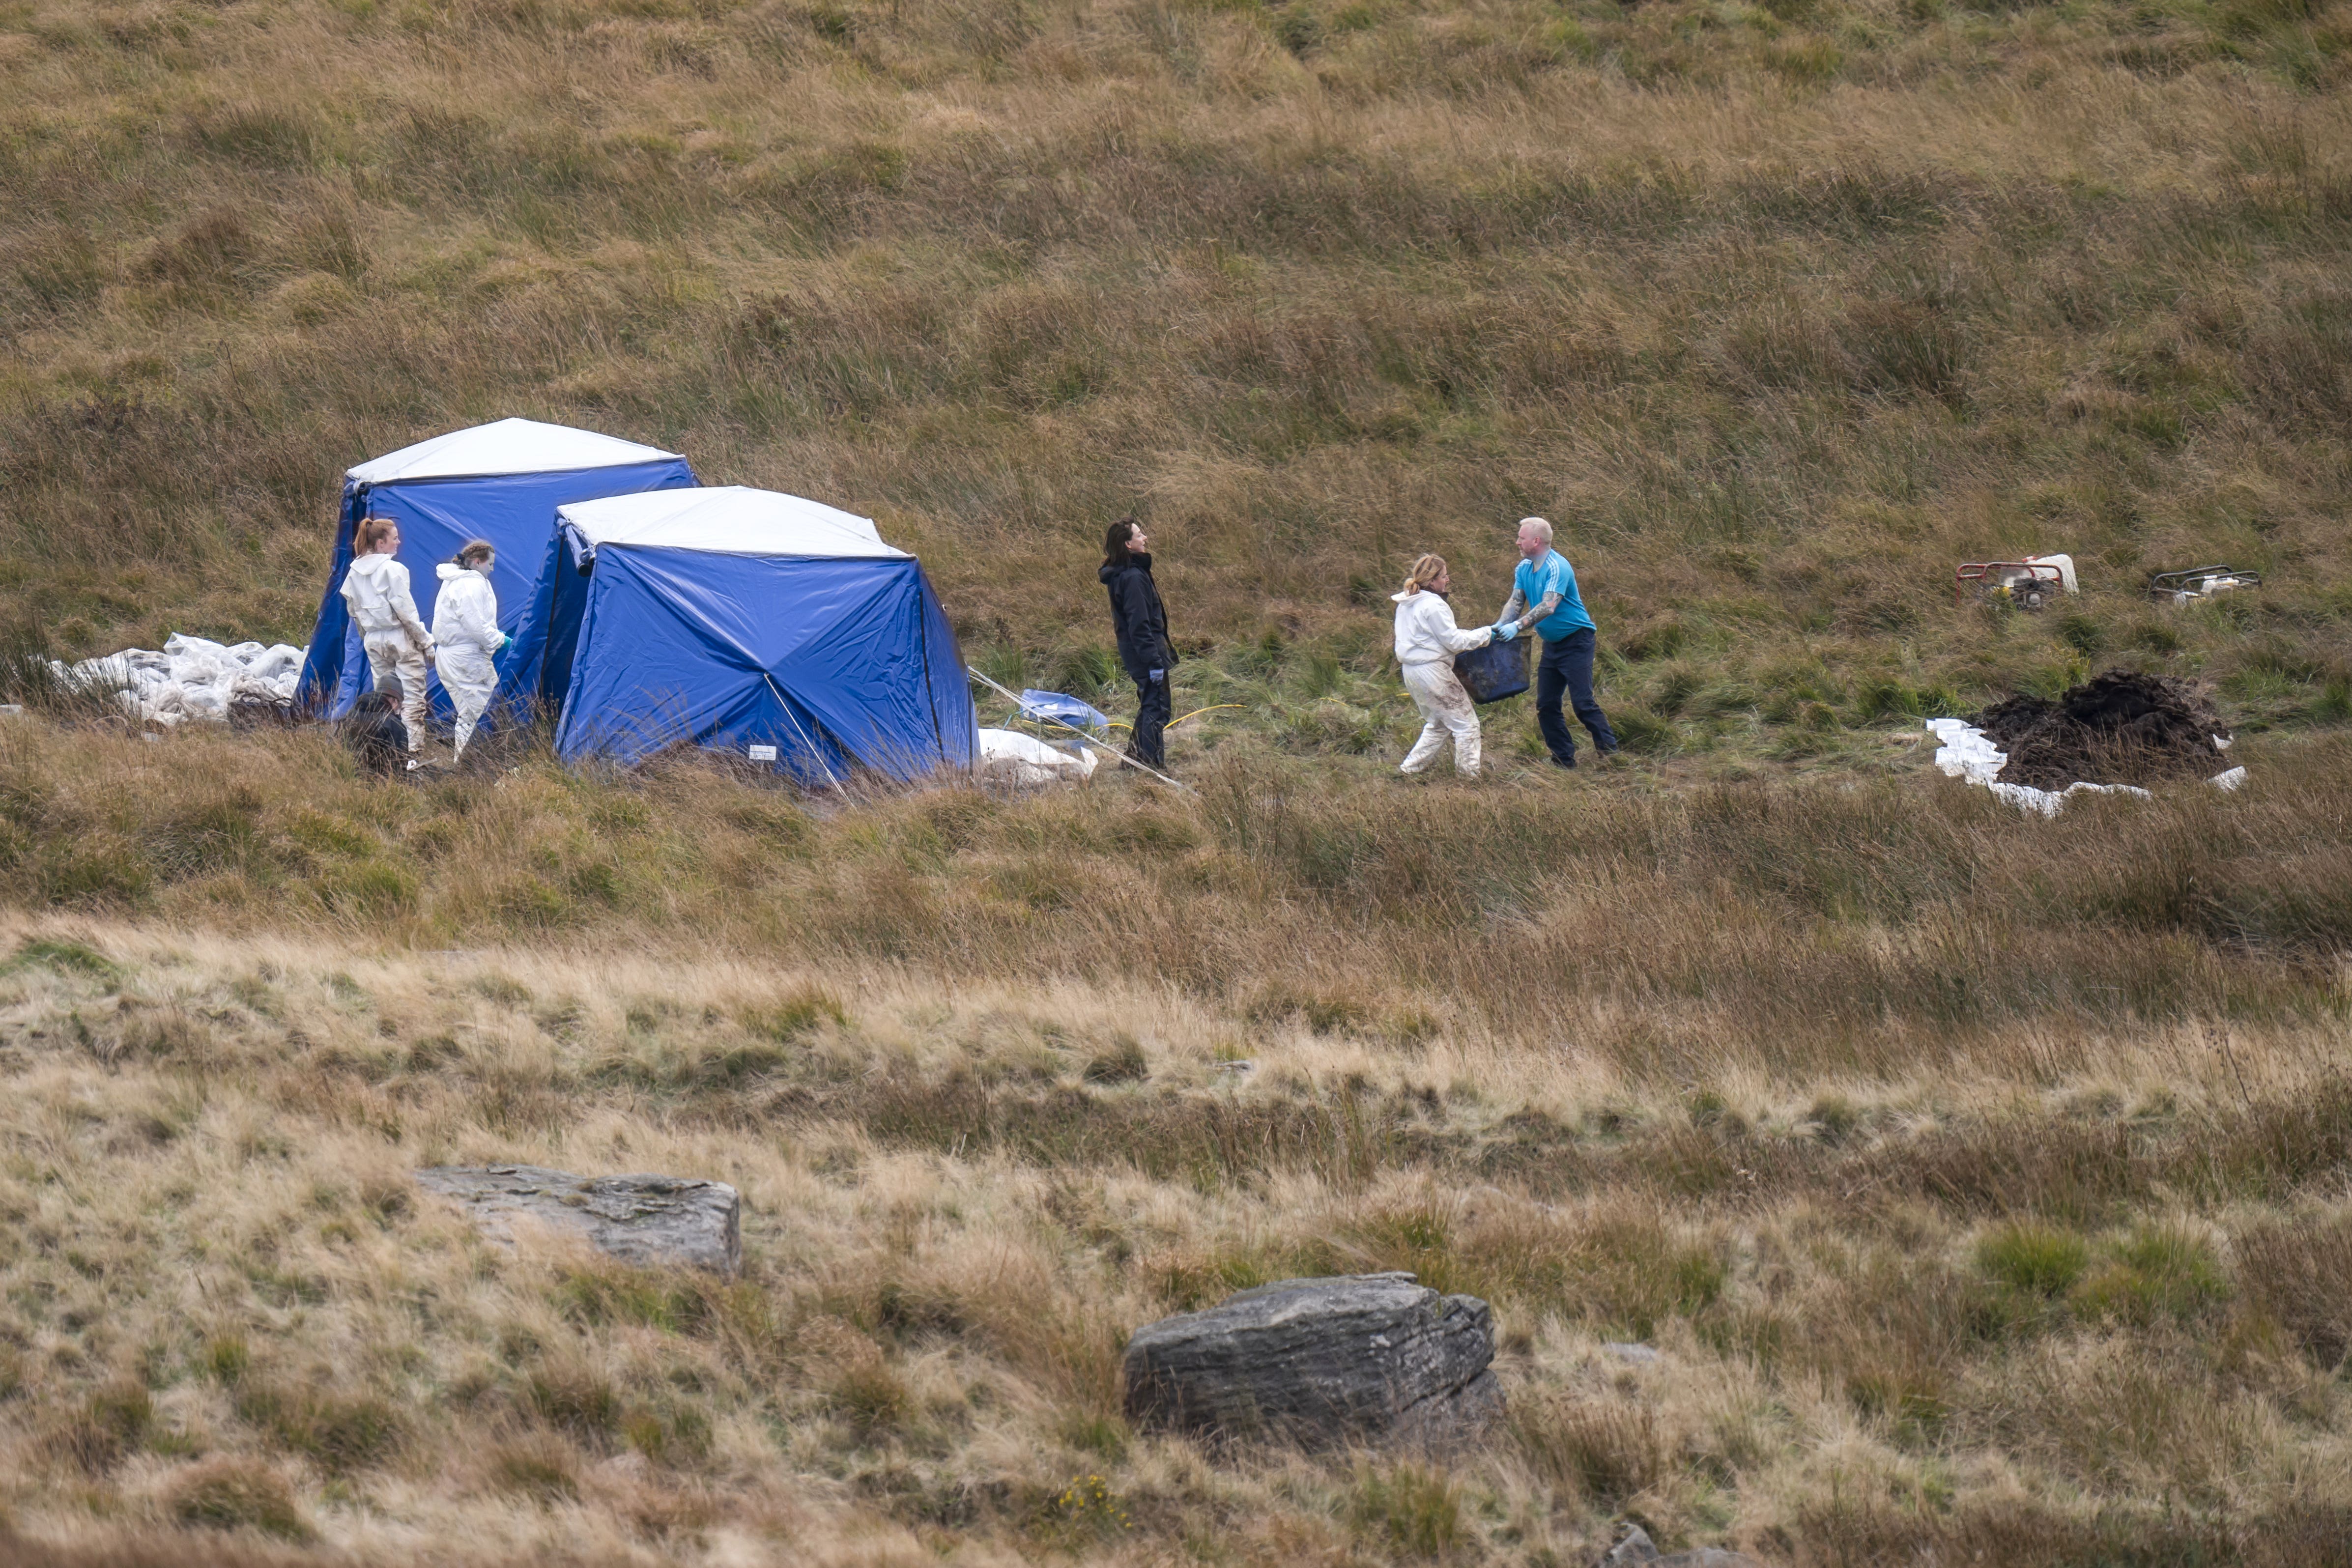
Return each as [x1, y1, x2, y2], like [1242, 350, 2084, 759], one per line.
[1536, 628, 1616, 765]
[1124, 662, 1172, 769]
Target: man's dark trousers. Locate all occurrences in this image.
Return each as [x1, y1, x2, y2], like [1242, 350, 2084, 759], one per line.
[1535, 627, 1615, 766]
[1125, 663, 1172, 769]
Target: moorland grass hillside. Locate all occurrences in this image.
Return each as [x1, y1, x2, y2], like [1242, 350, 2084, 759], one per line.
[0, 722, 2348, 1563]
[4, 0, 2352, 1563]
[2, 0, 2351, 758]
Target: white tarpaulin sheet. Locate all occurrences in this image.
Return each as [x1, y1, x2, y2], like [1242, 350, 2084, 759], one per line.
[55, 635, 307, 727]
[1926, 717, 2245, 817]
[977, 727, 1097, 786]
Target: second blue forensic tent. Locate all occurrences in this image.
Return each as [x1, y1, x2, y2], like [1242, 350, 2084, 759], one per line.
[542, 487, 976, 782]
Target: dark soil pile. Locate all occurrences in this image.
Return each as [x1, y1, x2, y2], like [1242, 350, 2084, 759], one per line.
[1974, 672, 2230, 790]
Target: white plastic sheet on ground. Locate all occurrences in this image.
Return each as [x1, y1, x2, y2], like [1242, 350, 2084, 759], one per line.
[1925, 717, 2245, 817]
[53, 635, 308, 728]
[977, 727, 1098, 786]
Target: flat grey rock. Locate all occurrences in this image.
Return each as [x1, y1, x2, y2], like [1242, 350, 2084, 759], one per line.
[1602, 1341, 1661, 1365]
[1122, 1272, 1501, 1451]
[416, 1164, 741, 1275]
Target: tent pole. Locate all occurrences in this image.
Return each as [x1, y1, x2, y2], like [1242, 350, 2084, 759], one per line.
[763, 674, 850, 800]
[965, 666, 1192, 792]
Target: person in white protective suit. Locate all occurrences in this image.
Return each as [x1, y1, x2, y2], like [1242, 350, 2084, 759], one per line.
[432, 539, 508, 761]
[338, 516, 434, 762]
[1391, 552, 1502, 779]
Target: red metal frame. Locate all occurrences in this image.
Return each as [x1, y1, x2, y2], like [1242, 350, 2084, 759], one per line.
[1955, 561, 2065, 604]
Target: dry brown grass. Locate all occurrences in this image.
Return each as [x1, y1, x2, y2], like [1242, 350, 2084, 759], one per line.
[0, 713, 2346, 1067]
[0, 912, 2347, 1564]
[0, 714, 2344, 1562]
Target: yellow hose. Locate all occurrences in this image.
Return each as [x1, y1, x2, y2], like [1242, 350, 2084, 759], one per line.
[1103, 705, 1243, 734]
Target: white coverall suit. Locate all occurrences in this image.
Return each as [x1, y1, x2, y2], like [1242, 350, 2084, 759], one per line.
[1391, 587, 1494, 777]
[431, 563, 507, 759]
[339, 552, 433, 753]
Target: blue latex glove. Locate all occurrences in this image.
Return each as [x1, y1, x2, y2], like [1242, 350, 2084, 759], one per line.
[1493, 621, 1519, 642]
[1147, 667, 1165, 683]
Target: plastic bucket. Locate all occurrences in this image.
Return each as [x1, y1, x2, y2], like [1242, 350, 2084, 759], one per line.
[1453, 638, 1529, 705]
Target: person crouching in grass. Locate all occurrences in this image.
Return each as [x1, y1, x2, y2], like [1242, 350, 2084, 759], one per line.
[1392, 553, 1500, 780]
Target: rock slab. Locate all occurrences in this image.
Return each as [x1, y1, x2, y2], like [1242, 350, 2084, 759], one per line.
[415, 1165, 741, 1276]
[1122, 1272, 1502, 1450]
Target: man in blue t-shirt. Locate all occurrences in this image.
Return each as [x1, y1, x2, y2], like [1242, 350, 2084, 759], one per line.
[1494, 516, 1617, 769]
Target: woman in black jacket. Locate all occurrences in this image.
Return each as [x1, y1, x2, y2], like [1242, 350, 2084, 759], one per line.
[1098, 516, 1177, 771]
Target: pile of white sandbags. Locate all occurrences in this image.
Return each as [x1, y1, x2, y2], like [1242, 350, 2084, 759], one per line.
[1925, 716, 2244, 818]
[53, 634, 308, 727]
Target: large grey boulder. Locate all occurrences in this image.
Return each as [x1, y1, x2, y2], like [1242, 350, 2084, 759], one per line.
[416, 1165, 741, 1275]
[1122, 1272, 1502, 1450]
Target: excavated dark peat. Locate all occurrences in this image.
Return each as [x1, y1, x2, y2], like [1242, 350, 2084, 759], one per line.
[1974, 672, 2231, 791]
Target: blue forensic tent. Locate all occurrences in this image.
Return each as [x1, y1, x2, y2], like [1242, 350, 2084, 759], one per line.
[502, 477, 885, 722]
[546, 487, 976, 782]
[296, 418, 696, 717]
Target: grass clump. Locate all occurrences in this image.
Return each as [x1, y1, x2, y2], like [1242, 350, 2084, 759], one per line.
[486, 1436, 580, 1505]
[1976, 1221, 2092, 1300]
[524, 1359, 623, 1439]
[829, 1359, 911, 1443]
[1516, 1394, 1664, 1510]
[168, 1458, 312, 1541]
[2235, 1210, 2352, 1368]
[1349, 1463, 1464, 1559]
[232, 1378, 404, 1475]
[1080, 1034, 1149, 1085]
[2074, 1225, 2232, 1326]
[41, 1379, 151, 1475]
[6, 938, 121, 985]
[739, 985, 847, 1043]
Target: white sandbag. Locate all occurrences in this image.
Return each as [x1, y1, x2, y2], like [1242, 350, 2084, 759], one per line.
[978, 727, 1098, 786]
[230, 671, 298, 702]
[68, 653, 138, 690]
[1925, 717, 2006, 786]
[244, 644, 304, 680]
[1990, 779, 2152, 819]
[177, 687, 231, 717]
[1927, 718, 2243, 816]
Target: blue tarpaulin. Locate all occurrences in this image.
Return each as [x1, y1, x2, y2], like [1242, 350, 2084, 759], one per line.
[555, 545, 975, 781]
[295, 420, 695, 718]
[1015, 689, 1111, 733]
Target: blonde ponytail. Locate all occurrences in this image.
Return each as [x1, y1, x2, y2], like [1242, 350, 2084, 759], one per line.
[1401, 553, 1447, 595]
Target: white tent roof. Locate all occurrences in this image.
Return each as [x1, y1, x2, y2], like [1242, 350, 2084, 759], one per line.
[556, 486, 905, 559]
[348, 418, 683, 484]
